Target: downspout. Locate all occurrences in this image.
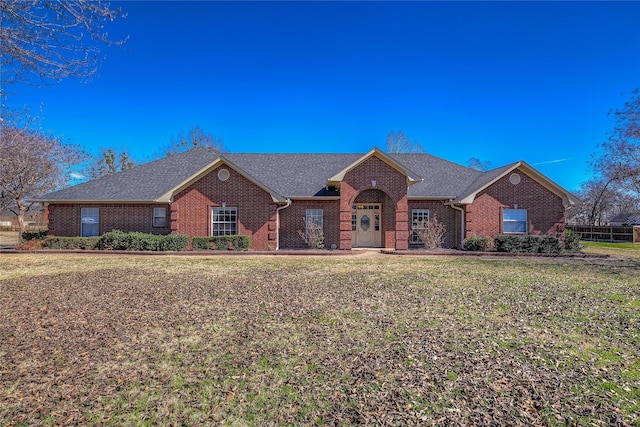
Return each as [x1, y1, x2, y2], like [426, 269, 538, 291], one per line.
[446, 202, 465, 248]
[275, 198, 292, 250]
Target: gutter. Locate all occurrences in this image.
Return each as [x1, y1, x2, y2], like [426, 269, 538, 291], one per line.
[275, 199, 292, 250]
[445, 202, 465, 248]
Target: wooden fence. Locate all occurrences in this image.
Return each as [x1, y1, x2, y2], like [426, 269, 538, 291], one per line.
[566, 225, 640, 243]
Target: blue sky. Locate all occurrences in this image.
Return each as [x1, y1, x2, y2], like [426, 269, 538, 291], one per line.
[9, 1, 640, 191]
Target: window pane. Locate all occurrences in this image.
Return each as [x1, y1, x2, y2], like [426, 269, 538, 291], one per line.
[81, 208, 99, 237]
[305, 209, 323, 239]
[153, 207, 167, 227]
[411, 209, 429, 243]
[503, 209, 527, 233]
[504, 209, 526, 221]
[212, 207, 237, 236]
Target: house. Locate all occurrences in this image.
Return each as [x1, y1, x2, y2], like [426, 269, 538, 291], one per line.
[0, 208, 46, 229]
[609, 213, 640, 226]
[34, 147, 579, 250]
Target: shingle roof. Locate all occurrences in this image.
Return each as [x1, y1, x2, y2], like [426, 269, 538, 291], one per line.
[388, 153, 482, 198]
[38, 148, 220, 202]
[36, 148, 575, 205]
[224, 153, 361, 197]
[455, 162, 518, 202]
[609, 212, 640, 225]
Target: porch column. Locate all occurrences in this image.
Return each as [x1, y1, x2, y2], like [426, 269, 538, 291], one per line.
[339, 185, 356, 250]
[394, 196, 409, 250]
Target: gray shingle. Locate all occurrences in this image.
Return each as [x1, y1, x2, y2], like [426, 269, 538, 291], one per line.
[38, 148, 518, 202]
[38, 148, 220, 202]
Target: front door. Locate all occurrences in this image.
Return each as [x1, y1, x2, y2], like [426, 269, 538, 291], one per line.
[352, 204, 382, 247]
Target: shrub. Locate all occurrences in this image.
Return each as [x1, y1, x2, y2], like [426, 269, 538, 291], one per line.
[16, 239, 45, 250]
[414, 215, 447, 249]
[538, 236, 562, 254]
[192, 235, 251, 251]
[44, 236, 100, 250]
[160, 234, 190, 251]
[97, 229, 130, 250]
[97, 230, 189, 251]
[22, 230, 48, 241]
[564, 229, 583, 252]
[297, 217, 325, 249]
[463, 235, 490, 251]
[494, 235, 561, 254]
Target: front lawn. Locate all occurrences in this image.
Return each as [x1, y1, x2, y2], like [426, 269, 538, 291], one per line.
[581, 240, 640, 260]
[1, 254, 638, 426]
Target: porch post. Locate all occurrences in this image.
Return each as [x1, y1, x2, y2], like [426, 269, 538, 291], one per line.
[339, 185, 355, 250]
[395, 195, 409, 250]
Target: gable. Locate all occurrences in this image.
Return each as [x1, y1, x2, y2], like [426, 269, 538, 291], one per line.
[327, 148, 422, 187]
[456, 161, 579, 208]
[164, 155, 287, 203]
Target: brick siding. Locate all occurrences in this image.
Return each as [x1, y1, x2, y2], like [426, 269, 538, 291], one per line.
[47, 203, 172, 236]
[171, 164, 277, 250]
[464, 168, 566, 240]
[339, 155, 409, 250]
[407, 200, 459, 249]
[279, 200, 340, 249]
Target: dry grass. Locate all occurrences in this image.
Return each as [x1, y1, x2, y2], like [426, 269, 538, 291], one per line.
[0, 231, 19, 247]
[1, 254, 639, 426]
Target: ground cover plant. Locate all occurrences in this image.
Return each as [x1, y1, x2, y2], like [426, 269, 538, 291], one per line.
[1, 253, 639, 426]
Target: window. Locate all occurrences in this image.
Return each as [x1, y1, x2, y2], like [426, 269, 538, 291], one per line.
[212, 207, 237, 236]
[305, 209, 323, 238]
[81, 207, 99, 237]
[153, 207, 167, 227]
[411, 209, 430, 243]
[503, 209, 527, 233]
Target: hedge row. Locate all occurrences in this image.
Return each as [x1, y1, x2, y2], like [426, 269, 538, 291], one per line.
[45, 236, 101, 250]
[192, 235, 251, 251]
[21, 230, 253, 251]
[96, 230, 189, 251]
[494, 235, 561, 254]
[463, 230, 582, 254]
[43, 231, 189, 251]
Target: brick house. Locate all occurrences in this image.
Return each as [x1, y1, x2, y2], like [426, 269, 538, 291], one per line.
[35, 147, 579, 250]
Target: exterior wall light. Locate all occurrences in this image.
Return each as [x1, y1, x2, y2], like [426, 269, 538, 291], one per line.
[371, 180, 377, 187]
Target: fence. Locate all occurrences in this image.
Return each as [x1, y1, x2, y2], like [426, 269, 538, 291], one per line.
[566, 225, 640, 243]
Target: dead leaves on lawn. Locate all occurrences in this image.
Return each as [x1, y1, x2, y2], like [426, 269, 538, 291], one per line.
[0, 255, 638, 426]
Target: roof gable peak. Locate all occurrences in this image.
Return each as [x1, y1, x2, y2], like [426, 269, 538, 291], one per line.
[327, 147, 422, 185]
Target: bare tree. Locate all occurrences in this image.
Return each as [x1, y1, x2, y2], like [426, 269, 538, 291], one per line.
[163, 126, 224, 157]
[385, 130, 424, 153]
[0, 124, 85, 235]
[593, 89, 640, 195]
[0, 0, 127, 90]
[569, 177, 640, 225]
[467, 157, 492, 171]
[577, 88, 640, 225]
[85, 148, 135, 179]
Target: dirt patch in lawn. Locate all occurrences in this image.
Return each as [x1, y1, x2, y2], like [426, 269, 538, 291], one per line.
[1, 255, 638, 426]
